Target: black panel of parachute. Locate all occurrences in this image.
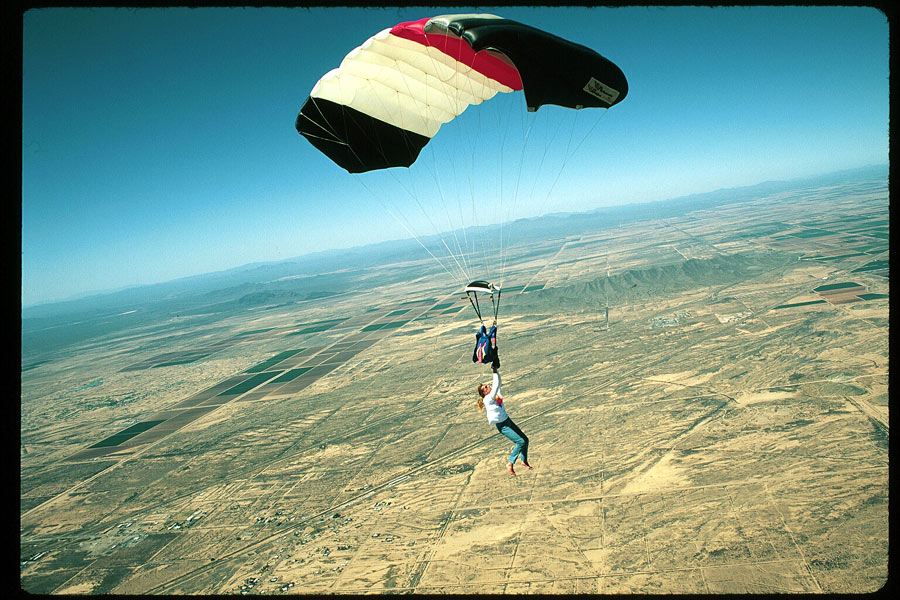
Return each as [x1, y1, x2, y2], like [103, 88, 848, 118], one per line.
[296, 100, 430, 174]
[295, 14, 628, 174]
[439, 15, 628, 113]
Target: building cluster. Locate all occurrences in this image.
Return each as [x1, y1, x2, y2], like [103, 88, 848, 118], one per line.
[168, 511, 203, 531]
[715, 310, 752, 324]
[255, 508, 295, 527]
[238, 576, 260, 594]
[649, 311, 693, 329]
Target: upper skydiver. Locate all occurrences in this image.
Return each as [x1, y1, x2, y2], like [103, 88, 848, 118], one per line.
[472, 323, 499, 366]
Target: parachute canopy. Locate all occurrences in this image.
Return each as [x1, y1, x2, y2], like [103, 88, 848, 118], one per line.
[296, 14, 628, 173]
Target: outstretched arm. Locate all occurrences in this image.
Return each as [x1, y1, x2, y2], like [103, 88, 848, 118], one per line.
[484, 369, 502, 401]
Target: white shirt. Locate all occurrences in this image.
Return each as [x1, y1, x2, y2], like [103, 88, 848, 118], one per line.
[483, 371, 508, 425]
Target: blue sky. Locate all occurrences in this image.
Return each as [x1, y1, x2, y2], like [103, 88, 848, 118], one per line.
[21, 6, 889, 307]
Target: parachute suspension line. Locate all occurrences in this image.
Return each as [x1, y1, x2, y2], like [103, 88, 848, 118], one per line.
[566, 109, 609, 169]
[429, 126, 472, 283]
[491, 287, 501, 326]
[422, 138, 473, 284]
[406, 31, 485, 287]
[355, 87, 465, 288]
[379, 161, 468, 287]
[466, 56, 494, 285]
[436, 32, 478, 284]
[492, 83, 527, 289]
[336, 73, 400, 175]
[463, 100, 491, 284]
[496, 93, 510, 290]
[401, 41, 471, 285]
[497, 103, 541, 284]
[499, 105, 528, 284]
[440, 237, 471, 288]
[441, 33, 493, 287]
[453, 77, 508, 289]
[464, 126, 483, 282]
[349, 61, 472, 288]
[352, 174, 464, 287]
[444, 37, 482, 283]
[534, 109, 608, 221]
[308, 77, 464, 287]
[477, 63, 502, 287]
[304, 97, 371, 173]
[511, 108, 569, 270]
[526, 111, 560, 204]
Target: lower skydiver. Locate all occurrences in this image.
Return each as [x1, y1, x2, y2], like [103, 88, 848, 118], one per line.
[475, 355, 533, 476]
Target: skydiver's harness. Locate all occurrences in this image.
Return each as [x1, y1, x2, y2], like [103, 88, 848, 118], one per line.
[473, 324, 498, 364]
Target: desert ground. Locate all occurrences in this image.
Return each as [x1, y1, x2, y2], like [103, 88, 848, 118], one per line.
[20, 172, 888, 594]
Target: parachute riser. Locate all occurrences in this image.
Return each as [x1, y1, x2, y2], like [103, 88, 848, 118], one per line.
[490, 288, 501, 327]
[466, 291, 485, 326]
[465, 281, 501, 327]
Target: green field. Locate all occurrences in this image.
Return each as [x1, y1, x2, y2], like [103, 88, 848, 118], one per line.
[813, 281, 862, 292]
[773, 300, 827, 309]
[219, 372, 283, 396]
[245, 349, 304, 373]
[88, 420, 166, 448]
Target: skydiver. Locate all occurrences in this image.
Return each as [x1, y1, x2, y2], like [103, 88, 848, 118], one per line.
[476, 356, 533, 476]
[472, 323, 498, 365]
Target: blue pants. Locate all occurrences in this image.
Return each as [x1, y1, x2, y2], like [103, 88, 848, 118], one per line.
[495, 417, 528, 465]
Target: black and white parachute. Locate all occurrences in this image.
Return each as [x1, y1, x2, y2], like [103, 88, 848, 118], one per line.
[296, 14, 628, 323]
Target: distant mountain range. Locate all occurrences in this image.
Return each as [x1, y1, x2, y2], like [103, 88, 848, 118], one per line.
[21, 164, 887, 329]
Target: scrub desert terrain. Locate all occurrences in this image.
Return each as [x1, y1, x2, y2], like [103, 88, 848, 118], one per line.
[20, 169, 888, 594]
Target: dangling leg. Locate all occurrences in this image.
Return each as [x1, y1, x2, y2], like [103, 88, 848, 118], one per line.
[503, 418, 531, 469]
[496, 419, 530, 474]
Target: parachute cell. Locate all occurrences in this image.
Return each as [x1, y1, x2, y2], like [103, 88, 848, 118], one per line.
[295, 14, 628, 173]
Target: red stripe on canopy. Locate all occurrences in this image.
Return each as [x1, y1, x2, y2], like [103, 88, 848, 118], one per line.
[389, 17, 523, 91]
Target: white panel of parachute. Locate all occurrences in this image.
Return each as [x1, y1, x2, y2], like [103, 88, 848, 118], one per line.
[309, 15, 519, 139]
[296, 15, 525, 173]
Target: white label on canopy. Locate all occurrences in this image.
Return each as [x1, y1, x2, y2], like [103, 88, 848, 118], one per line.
[583, 77, 620, 105]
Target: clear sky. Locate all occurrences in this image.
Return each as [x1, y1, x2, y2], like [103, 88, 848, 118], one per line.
[21, 5, 889, 307]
